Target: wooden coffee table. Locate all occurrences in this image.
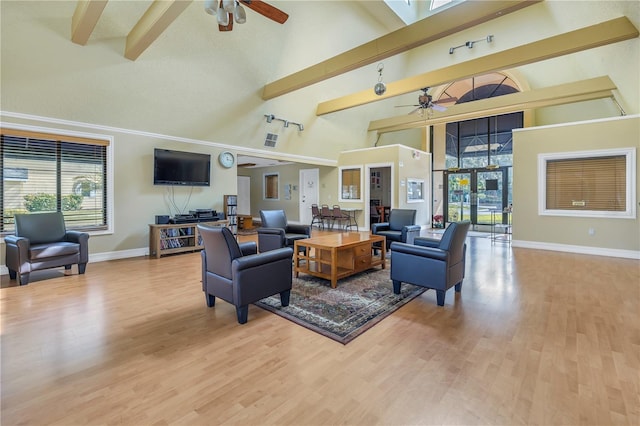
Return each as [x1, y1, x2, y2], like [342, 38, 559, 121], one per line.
[293, 232, 386, 288]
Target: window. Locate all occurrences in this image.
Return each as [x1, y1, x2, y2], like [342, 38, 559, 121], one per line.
[339, 166, 362, 201]
[407, 178, 425, 202]
[538, 148, 636, 218]
[264, 173, 279, 200]
[1, 126, 111, 234]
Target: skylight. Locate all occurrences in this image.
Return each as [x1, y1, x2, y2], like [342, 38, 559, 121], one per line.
[430, 0, 453, 10]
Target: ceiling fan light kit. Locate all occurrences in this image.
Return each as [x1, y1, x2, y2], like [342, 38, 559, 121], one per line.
[449, 35, 494, 54]
[216, 7, 229, 26]
[234, 3, 247, 24]
[206, 0, 289, 32]
[222, 0, 235, 13]
[374, 62, 386, 96]
[204, 0, 218, 15]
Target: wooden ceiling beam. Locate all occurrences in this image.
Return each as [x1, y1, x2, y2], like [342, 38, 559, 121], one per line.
[71, 0, 109, 45]
[261, 0, 541, 100]
[318, 17, 638, 116]
[124, 0, 192, 61]
[368, 76, 618, 133]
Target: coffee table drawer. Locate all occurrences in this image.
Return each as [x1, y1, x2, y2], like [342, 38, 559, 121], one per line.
[354, 254, 372, 271]
[353, 243, 372, 257]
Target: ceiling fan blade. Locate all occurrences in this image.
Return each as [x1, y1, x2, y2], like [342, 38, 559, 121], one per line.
[395, 104, 420, 107]
[240, 0, 289, 24]
[436, 96, 458, 103]
[432, 104, 447, 112]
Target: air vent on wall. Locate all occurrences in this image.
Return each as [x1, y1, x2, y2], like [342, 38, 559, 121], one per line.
[264, 133, 278, 147]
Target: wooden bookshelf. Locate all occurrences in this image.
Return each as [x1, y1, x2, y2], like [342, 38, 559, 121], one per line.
[148, 220, 228, 258]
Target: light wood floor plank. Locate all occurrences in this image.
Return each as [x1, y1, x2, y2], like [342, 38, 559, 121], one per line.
[1, 230, 639, 425]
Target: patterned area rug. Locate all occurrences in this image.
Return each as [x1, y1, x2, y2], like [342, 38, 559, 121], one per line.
[255, 264, 426, 344]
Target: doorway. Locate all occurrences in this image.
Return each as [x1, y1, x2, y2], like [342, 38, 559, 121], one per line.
[366, 164, 392, 228]
[444, 167, 511, 226]
[299, 168, 319, 226]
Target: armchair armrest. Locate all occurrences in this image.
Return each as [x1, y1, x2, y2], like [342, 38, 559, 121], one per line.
[4, 235, 31, 274]
[65, 231, 89, 263]
[286, 223, 311, 236]
[232, 247, 294, 307]
[371, 222, 390, 234]
[414, 236, 440, 248]
[257, 227, 286, 236]
[233, 247, 293, 271]
[402, 225, 421, 245]
[257, 227, 286, 252]
[389, 241, 448, 262]
[239, 241, 257, 256]
[4, 234, 28, 247]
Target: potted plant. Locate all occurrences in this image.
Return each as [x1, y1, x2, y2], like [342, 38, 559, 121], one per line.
[432, 214, 444, 228]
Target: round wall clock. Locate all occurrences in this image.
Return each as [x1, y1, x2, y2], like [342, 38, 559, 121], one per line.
[218, 151, 235, 168]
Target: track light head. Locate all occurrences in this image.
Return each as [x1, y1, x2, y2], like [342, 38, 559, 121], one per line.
[297, 124, 304, 131]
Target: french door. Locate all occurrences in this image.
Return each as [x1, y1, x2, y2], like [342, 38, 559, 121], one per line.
[443, 167, 511, 225]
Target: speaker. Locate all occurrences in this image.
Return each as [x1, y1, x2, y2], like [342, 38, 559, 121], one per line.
[155, 215, 170, 225]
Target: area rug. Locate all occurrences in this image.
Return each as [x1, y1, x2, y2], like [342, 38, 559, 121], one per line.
[255, 265, 426, 344]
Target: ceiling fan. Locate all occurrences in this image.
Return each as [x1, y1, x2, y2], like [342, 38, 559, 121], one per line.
[396, 88, 457, 116]
[204, 0, 289, 32]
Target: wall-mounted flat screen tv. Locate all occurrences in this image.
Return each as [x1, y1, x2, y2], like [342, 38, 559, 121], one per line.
[153, 148, 211, 186]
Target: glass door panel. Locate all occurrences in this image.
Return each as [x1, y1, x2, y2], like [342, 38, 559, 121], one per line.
[477, 170, 504, 225]
[445, 172, 471, 223]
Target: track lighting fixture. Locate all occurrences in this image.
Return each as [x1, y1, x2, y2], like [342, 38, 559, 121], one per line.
[449, 35, 493, 54]
[374, 62, 386, 96]
[264, 114, 304, 131]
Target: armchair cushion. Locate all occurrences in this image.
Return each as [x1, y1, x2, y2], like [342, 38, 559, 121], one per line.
[390, 221, 470, 306]
[5, 212, 89, 286]
[198, 224, 293, 324]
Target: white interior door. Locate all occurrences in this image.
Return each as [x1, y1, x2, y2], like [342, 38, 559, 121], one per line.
[237, 176, 250, 216]
[299, 168, 319, 225]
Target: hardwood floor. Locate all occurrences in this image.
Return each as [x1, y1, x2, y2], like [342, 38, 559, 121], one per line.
[1, 229, 638, 425]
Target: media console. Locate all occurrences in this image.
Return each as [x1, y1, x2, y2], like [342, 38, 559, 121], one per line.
[148, 220, 229, 258]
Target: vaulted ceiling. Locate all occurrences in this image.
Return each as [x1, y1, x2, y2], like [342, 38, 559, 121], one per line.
[69, 0, 637, 135]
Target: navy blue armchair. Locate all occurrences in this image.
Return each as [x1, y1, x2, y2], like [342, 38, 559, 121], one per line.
[257, 209, 311, 253]
[390, 221, 470, 306]
[371, 209, 421, 250]
[198, 224, 293, 324]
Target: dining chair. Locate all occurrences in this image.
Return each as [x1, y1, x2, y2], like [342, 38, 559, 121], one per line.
[311, 204, 324, 229]
[320, 204, 333, 229]
[331, 205, 350, 231]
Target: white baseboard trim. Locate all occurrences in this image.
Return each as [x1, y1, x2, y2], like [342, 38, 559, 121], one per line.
[1, 247, 149, 276]
[512, 240, 640, 260]
[89, 248, 149, 263]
